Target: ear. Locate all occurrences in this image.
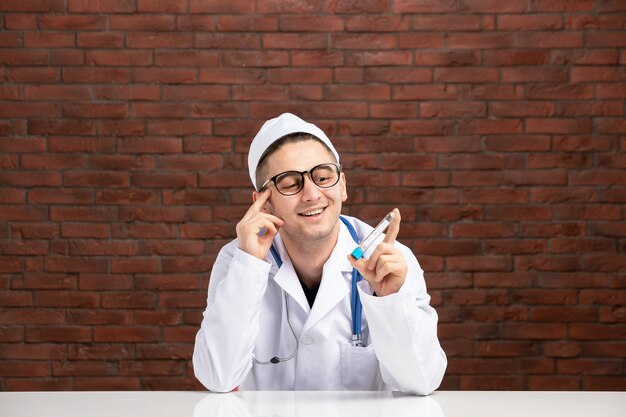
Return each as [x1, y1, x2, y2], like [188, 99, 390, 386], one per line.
[339, 172, 348, 202]
[252, 190, 273, 213]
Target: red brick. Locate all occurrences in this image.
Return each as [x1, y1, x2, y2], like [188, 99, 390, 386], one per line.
[263, 33, 327, 49]
[4, 13, 36, 29]
[568, 14, 626, 30]
[584, 376, 626, 391]
[461, 84, 524, 100]
[27, 326, 92, 342]
[394, 0, 455, 13]
[366, 68, 432, 84]
[214, 15, 275, 31]
[86, 50, 153, 66]
[570, 324, 626, 340]
[163, 326, 198, 343]
[346, 51, 413, 66]
[0, 33, 23, 48]
[515, 32, 584, 48]
[77, 32, 124, 48]
[421, 102, 486, 118]
[448, 33, 512, 49]
[416, 50, 479, 66]
[597, 83, 626, 99]
[77, 275, 132, 291]
[458, 0, 527, 12]
[110, 15, 175, 31]
[458, 119, 522, 135]
[344, 15, 409, 32]
[100, 292, 157, 309]
[583, 255, 626, 272]
[258, 0, 324, 13]
[435, 68, 499, 83]
[161, 85, 229, 101]
[0, 50, 49, 66]
[232, 85, 287, 101]
[497, 15, 564, 30]
[447, 255, 512, 272]
[588, 32, 626, 48]
[0, 362, 50, 377]
[194, 33, 260, 50]
[0, 0, 65, 11]
[97, 190, 158, 205]
[398, 33, 445, 49]
[28, 188, 92, 205]
[137, 0, 186, 12]
[24, 32, 75, 48]
[43, 257, 108, 273]
[412, 15, 481, 31]
[159, 291, 206, 308]
[24, 85, 91, 101]
[110, 258, 159, 274]
[527, 83, 594, 99]
[332, 34, 397, 50]
[292, 50, 344, 67]
[69, 0, 135, 13]
[526, 118, 592, 134]
[34, 291, 99, 308]
[63, 67, 129, 84]
[0, 188, 24, 203]
[551, 49, 618, 66]
[120, 138, 182, 154]
[502, 67, 568, 82]
[371, 102, 417, 118]
[393, 85, 455, 101]
[223, 51, 289, 67]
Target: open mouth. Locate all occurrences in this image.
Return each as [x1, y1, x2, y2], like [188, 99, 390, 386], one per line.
[299, 207, 325, 217]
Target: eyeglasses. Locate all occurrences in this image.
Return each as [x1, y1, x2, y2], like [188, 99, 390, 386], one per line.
[260, 163, 342, 196]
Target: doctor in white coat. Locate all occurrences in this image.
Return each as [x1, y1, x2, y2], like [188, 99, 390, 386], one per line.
[193, 113, 447, 394]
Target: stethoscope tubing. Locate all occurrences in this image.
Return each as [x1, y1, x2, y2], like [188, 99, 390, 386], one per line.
[252, 217, 364, 365]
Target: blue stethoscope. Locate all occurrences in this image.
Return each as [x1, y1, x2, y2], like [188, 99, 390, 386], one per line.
[252, 216, 364, 366]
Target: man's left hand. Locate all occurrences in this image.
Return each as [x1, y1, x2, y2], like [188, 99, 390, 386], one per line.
[348, 208, 407, 297]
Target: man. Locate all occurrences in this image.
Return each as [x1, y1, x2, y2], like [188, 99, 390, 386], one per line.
[193, 113, 446, 394]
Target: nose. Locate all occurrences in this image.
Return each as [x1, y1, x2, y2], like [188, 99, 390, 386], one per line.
[300, 173, 323, 201]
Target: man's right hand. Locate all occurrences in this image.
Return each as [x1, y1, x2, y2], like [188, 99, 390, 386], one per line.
[235, 188, 284, 260]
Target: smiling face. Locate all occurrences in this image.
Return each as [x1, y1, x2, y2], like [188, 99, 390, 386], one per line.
[257, 139, 347, 248]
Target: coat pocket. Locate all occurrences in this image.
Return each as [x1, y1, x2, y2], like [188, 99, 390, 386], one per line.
[340, 342, 384, 390]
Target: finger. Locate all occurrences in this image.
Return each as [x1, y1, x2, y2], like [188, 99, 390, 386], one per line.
[250, 188, 272, 212]
[253, 214, 284, 235]
[347, 255, 371, 279]
[372, 253, 394, 278]
[383, 208, 401, 244]
[259, 213, 284, 227]
[366, 242, 394, 271]
[375, 261, 400, 283]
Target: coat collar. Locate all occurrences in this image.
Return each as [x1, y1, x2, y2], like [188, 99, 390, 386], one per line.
[269, 218, 358, 331]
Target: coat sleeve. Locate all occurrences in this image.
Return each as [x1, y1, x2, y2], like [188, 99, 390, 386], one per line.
[357, 244, 447, 395]
[193, 242, 272, 392]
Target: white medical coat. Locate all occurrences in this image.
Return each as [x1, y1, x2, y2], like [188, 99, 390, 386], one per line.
[193, 215, 447, 394]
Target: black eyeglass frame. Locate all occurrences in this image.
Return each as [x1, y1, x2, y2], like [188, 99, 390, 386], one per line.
[260, 162, 342, 196]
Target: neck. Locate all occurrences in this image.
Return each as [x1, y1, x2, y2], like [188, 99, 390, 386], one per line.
[281, 225, 339, 290]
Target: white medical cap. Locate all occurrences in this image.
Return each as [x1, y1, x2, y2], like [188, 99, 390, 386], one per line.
[247, 113, 340, 190]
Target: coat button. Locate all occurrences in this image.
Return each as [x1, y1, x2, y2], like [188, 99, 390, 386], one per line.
[301, 335, 314, 345]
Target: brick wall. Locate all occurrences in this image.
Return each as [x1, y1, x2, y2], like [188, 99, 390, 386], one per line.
[1, 0, 625, 391]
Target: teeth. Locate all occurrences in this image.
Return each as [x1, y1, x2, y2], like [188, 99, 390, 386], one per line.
[302, 208, 323, 216]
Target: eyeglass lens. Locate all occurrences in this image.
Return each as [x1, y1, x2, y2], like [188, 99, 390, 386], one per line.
[274, 164, 339, 195]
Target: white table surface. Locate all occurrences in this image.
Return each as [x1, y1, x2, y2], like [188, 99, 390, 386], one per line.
[1, 390, 625, 417]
